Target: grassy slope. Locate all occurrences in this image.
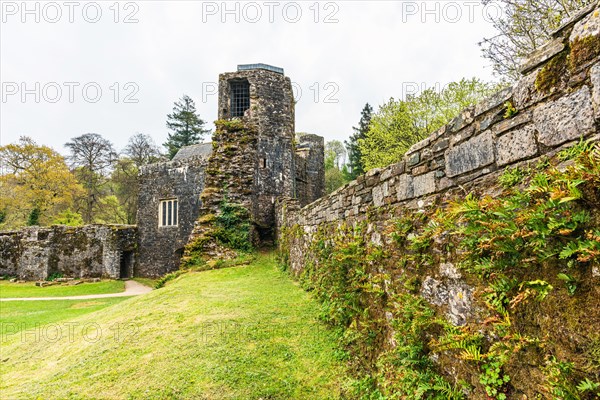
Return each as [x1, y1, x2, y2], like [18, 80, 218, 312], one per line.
[0, 280, 125, 298]
[0, 298, 132, 335]
[0, 253, 345, 399]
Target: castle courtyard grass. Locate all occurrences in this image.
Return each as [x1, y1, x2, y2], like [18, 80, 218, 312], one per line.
[0, 252, 346, 399]
[0, 280, 126, 298]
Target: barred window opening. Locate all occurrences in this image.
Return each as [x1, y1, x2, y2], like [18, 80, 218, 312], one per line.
[230, 80, 250, 118]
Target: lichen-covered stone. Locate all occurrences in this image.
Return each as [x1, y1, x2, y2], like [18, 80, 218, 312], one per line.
[420, 276, 474, 327]
[569, 7, 600, 41]
[520, 38, 566, 74]
[445, 131, 494, 178]
[396, 174, 414, 201]
[533, 86, 595, 146]
[413, 171, 436, 197]
[0, 226, 137, 280]
[591, 62, 600, 118]
[496, 125, 539, 166]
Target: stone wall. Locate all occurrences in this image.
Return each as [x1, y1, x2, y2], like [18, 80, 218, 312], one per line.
[0, 225, 137, 281]
[278, 6, 600, 247]
[276, 4, 600, 397]
[137, 154, 208, 277]
[295, 133, 325, 207]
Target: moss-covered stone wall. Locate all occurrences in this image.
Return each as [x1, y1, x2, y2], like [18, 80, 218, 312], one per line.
[276, 4, 600, 398]
[0, 225, 137, 280]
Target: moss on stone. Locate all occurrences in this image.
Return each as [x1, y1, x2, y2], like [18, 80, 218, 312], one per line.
[535, 50, 568, 94]
[214, 119, 246, 132]
[569, 34, 600, 71]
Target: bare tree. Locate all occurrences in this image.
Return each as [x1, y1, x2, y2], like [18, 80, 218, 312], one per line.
[123, 133, 162, 167]
[65, 133, 117, 223]
[480, 0, 594, 80]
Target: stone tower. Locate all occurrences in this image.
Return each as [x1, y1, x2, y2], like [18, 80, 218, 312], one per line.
[138, 64, 324, 275]
[184, 64, 298, 255]
[218, 64, 296, 234]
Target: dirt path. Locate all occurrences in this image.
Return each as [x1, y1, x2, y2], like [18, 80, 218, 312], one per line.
[0, 280, 153, 302]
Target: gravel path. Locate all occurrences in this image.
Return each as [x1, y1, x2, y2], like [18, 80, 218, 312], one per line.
[0, 280, 153, 302]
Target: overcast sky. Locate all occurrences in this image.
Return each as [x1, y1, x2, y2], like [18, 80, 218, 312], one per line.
[1, 1, 501, 155]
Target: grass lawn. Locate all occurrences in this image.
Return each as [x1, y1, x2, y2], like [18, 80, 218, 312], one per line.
[0, 252, 346, 399]
[0, 280, 125, 298]
[0, 297, 132, 335]
[132, 277, 159, 289]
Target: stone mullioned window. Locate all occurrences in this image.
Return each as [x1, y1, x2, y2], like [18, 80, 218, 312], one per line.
[159, 198, 178, 227]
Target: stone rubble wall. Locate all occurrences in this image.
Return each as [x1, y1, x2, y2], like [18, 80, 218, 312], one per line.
[294, 133, 325, 207]
[137, 156, 207, 277]
[278, 6, 600, 255]
[275, 4, 600, 395]
[183, 120, 260, 260]
[0, 225, 137, 281]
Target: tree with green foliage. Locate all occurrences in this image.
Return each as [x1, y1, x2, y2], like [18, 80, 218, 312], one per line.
[345, 103, 372, 179]
[480, 0, 594, 80]
[52, 209, 84, 226]
[359, 99, 419, 171]
[164, 95, 210, 159]
[0, 137, 84, 228]
[110, 158, 139, 224]
[65, 133, 117, 224]
[325, 140, 346, 169]
[359, 78, 497, 170]
[325, 140, 350, 194]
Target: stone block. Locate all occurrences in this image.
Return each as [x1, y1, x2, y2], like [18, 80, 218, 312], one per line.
[496, 125, 539, 166]
[450, 107, 475, 133]
[591, 63, 600, 118]
[396, 174, 414, 201]
[431, 138, 449, 153]
[520, 38, 566, 74]
[474, 87, 513, 116]
[445, 131, 495, 178]
[407, 138, 430, 154]
[569, 7, 600, 41]
[412, 164, 429, 176]
[407, 152, 420, 167]
[492, 111, 532, 135]
[372, 182, 390, 208]
[380, 167, 393, 181]
[533, 86, 595, 147]
[513, 70, 551, 110]
[552, 2, 598, 38]
[413, 171, 436, 197]
[450, 126, 475, 146]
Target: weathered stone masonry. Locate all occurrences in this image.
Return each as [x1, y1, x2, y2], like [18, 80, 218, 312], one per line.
[276, 4, 600, 396]
[0, 225, 137, 281]
[185, 66, 324, 260]
[137, 147, 210, 277]
[279, 6, 600, 252]
[0, 68, 323, 279]
[295, 133, 325, 207]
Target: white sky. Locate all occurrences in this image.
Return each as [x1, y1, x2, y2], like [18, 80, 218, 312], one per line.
[0, 1, 501, 154]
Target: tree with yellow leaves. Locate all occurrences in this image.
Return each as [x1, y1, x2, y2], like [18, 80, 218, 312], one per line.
[0, 137, 85, 228]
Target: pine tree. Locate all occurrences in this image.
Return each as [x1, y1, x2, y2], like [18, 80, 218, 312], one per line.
[163, 95, 209, 159]
[345, 103, 372, 179]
